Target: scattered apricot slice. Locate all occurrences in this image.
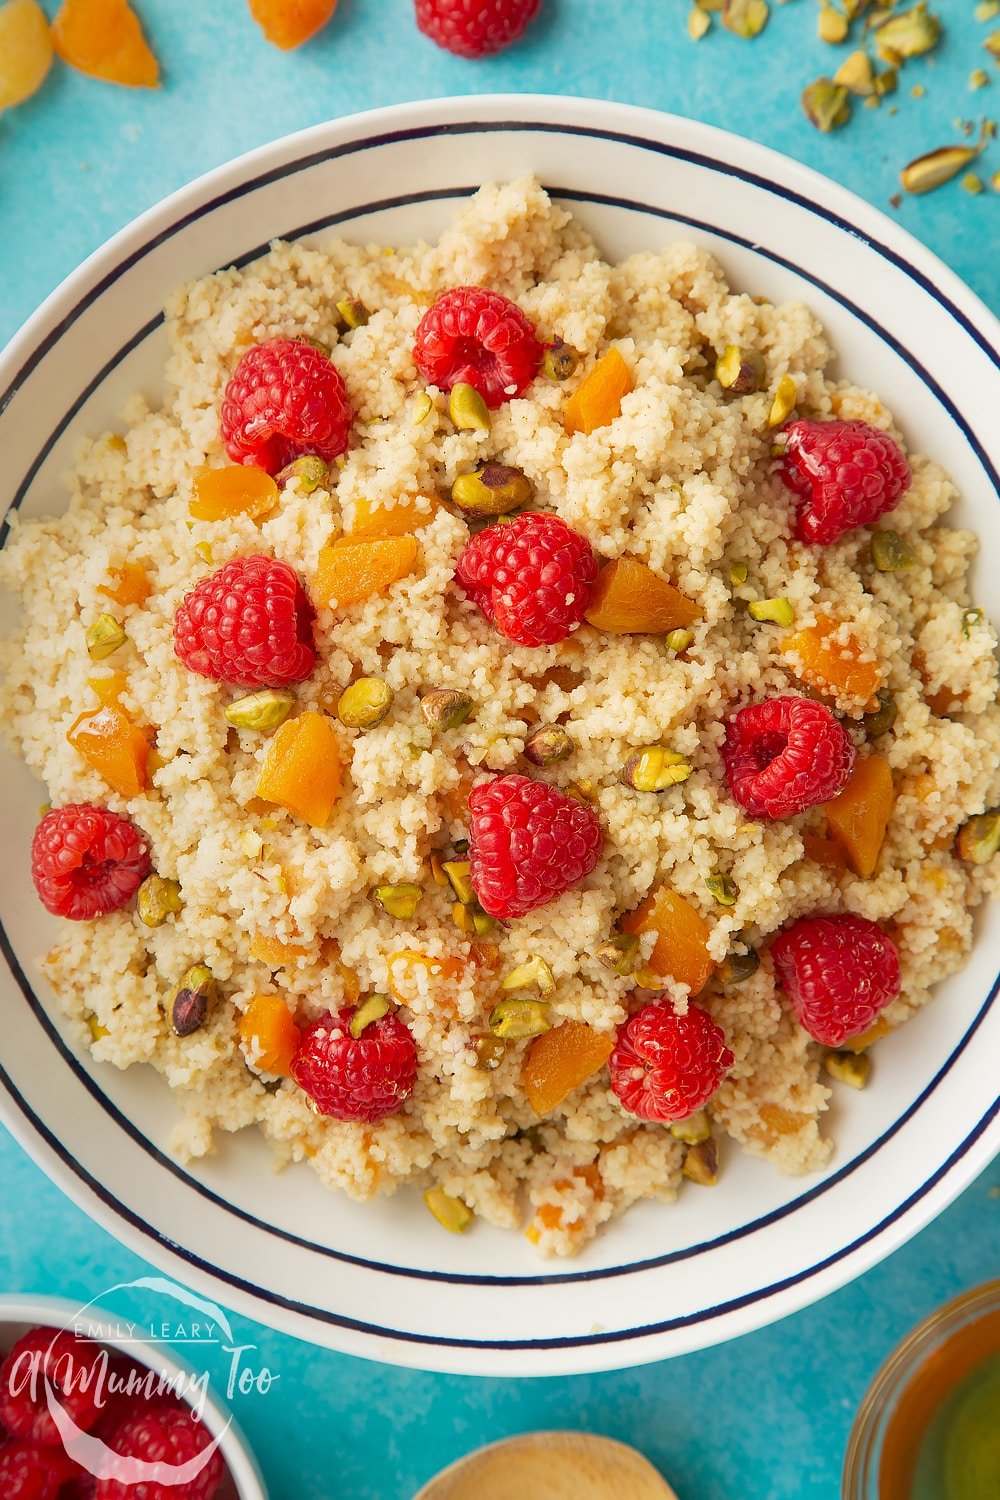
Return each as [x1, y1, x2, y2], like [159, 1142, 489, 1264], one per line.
[189, 465, 278, 523]
[781, 614, 882, 705]
[800, 831, 848, 871]
[823, 753, 895, 879]
[387, 949, 462, 1006]
[248, 0, 338, 50]
[313, 536, 418, 609]
[238, 994, 302, 1076]
[87, 670, 127, 707]
[67, 703, 148, 797]
[98, 562, 151, 608]
[0, 0, 53, 113]
[564, 348, 633, 435]
[254, 711, 341, 826]
[840, 1015, 893, 1054]
[522, 1021, 615, 1116]
[755, 1104, 809, 1144]
[585, 556, 700, 635]
[249, 934, 310, 967]
[350, 495, 437, 538]
[52, 0, 159, 88]
[621, 886, 714, 994]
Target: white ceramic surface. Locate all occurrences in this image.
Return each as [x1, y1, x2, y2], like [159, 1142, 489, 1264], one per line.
[0, 96, 997, 1378]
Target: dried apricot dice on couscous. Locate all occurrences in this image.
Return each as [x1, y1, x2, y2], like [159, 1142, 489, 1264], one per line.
[312, 536, 418, 609]
[521, 1021, 615, 1116]
[564, 348, 633, 435]
[189, 465, 278, 523]
[620, 886, 714, 995]
[98, 562, 152, 608]
[239, 993, 302, 1076]
[254, 711, 342, 826]
[66, 704, 149, 797]
[823, 753, 895, 878]
[350, 495, 437, 538]
[585, 557, 700, 635]
[781, 614, 882, 706]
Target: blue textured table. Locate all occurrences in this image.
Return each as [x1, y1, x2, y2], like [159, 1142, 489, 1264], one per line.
[2, 3, 998, 1497]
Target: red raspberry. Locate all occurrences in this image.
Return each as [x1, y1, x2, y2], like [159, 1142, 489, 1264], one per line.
[413, 287, 542, 407]
[290, 1007, 418, 1123]
[0, 1441, 81, 1499]
[721, 696, 855, 820]
[455, 512, 598, 647]
[31, 806, 151, 921]
[95, 1403, 224, 1500]
[173, 554, 315, 688]
[468, 774, 603, 919]
[220, 338, 352, 474]
[777, 418, 911, 546]
[609, 1001, 734, 1123]
[415, 0, 541, 58]
[772, 913, 900, 1046]
[0, 1328, 105, 1445]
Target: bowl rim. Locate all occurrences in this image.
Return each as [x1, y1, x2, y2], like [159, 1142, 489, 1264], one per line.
[0, 94, 997, 1376]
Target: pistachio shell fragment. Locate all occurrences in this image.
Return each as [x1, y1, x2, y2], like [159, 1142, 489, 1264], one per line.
[275, 455, 330, 493]
[501, 955, 555, 995]
[474, 1034, 507, 1070]
[372, 883, 422, 920]
[542, 339, 581, 381]
[623, 746, 693, 792]
[137, 875, 182, 928]
[719, 947, 760, 984]
[335, 297, 369, 331]
[863, 689, 898, 739]
[715, 345, 766, 394]
[423, 1188, 473, 1234]
[350, 993, 393, 1038]
[170, 964, 217, 1038]
[767, 374, 798, 427]
[722, 0, 769, 37]
[706, 872, 738, 906]
[818, 5, 849, 44]
[85, 614, 126, 661]
[670, 1110, 712, 1145]
[489, 998, 551, 1040]
[834, 49, 877, 95]
[871, 529, 917, 571]
[683, 1138, 720, 1185]
[596, 934, 640, 976]
[748, 596, 794, 626]
[901, 143, 982, 194]
[873, 2, 941, 62]
[448, 382, 491, 434]
[441, 859, 474, 905]
[225, 689, 296, 732]
[420, 688, 474, 730]
[337, 677, 394, 730]
[956, 808, 1000, 864]
[523, 723, 573, 767]
[802, 77, 852, 131]
[824, 1050, 872, 1088]
[450, 463, 533, 519]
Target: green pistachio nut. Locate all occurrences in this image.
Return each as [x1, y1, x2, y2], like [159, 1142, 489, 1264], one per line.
[372, 883, 422, 920]
[719, 947, 760, 984]
[337, 677, 394, 731]
[863, 689, 898, 739]
[715, 345, 766, 394]
[85, 614, 126, 661]
[956, 809, 1000, 865]
[170, 964, 217, 1038]
[423, 1188, 473, 1234]
[669, 1110, 712, 1145]
[748, 596, 794, 626]
[824, 1050, 872, 1088]
[350, 994, 393, 1038]
[523, 723, 573, 767]
[450, 464, 533, 519]
[706, 872, 739, 906]
[802, 77, 852, 132]
[666, 628, 694, 653]
[873, 2, 942, 63]
[682, 1138, 720, 1185]
[767, 375, 798, 428]
[335, 297, 369, 331]
[871, 530, 916, 572]
[500, 955, 555, 996]
[137, 875, 183, 929]
[225, 689, 296, 732]
[596, 934, 640, 977]
[473, 1034, 508, 1071]
[441, 859, 474, 905]
[448, 382, 491, 434]
[275, 455, 330, 493]
[489, 998, 551, 1040]
[420, 689, 475, 731]
[542, 339, 581, 381]
[623, 746, 693, 792]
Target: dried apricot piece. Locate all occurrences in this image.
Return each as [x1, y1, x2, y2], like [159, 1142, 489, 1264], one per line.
[52, 0, 159, 88]
[87, 670, 127, 707]
[312, 536, 418, 609]
[800, 831, 848, 870]
[564, 348, 633, 435]
[522, 1021, 615, 1116]
[781, 614, 882, 706]
[350, 495, 437, 538]
[249, 934, 310, 966]
[254, 711, 342, 826]
[0, 0, 53, 113]
[387, 949, 462, 1005]
[585, 556, 699, 635]
[66, 703, 149, 797]
[239, 994, 302, 1076]
[823, 753, 894, 878]
[98, 562, 151, 608]
[248, 0, 338, 50]
[189, 465, 278, 523]
[620, 886, 714, 994]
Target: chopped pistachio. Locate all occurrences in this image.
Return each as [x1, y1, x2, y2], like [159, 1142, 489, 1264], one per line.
[715, 344, 766, 394]
[473, 1034, 508, 1070]
[429, 853, 449, 888]
[596, 934, 640, 976]
[413, 391, 434, 425]
[335, 297, 369, 331]
[275, 455, 330, 493]
[863, 689, 898, 739]
[683, 1138, 720, 1186]
[450, 463, 533, 519]
[501, 955, 556, 995]
[873, 2, 941, 62]
[240, 829, 264, 859]
[524, 723, 573, 767]
[824, 1050, 872, 1088]
[441, 859, 474, 905]
[719, 947, 760, 984]
[542, 339, 581, 380]
[706, 872, 739, 906]
[670, 1111, 712, 1145]
[871, 529, 917, 571]
[987, 31, 1000, 60]
[567, 778, 597, 802]
[195, 541, 214, 564]
[337, 677, 394, 730]
[448, 382, 491, 433]
[420, 688, 474, 730]
[634, 965, 663, 990]
[452, 901, 496, 937]
[818, 5, 850, 43]
[372, 883, 422, 920]
[623, 746, 693, 792]
[423, 1188, 473, 1234]
[802, 77, 852, 131]
[38, 803, 51, 818]
[729, 561, 749, 587]
[87, 1013, 110, 1042]
[225, 689, 296, 732]
[962, 608, 984, 636]
[956, 809, 1000, 865]
[489, 998, 551, 1040]
[970, 68, 991, 92]
[748, 596, 794, 626]
[689, 4, 712, 37]
[722, 0, 769, 37]
[666, 628, 694, 653]
[298, 335, 332, 356]
[902, 143, 983, 194]
[170, 964, 217, 1038]
[767, 374, 798, 427]
[85, 614, 126, 661]
[834, 49, 877, 95]
[977, 0, 1000, 20]
[876, 65, 898, 95]
[137, 875, 182, 928]
[962, 171, 986, 194]
[452, 838, 470, 855]
[350, 993, 393, 1038]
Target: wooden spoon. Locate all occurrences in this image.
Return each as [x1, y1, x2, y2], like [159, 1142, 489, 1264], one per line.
[414, 1430, 679, 1500]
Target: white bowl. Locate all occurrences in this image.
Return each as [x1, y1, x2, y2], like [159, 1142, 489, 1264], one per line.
[1, 96, 997, 1378]
[0, 1294, 266, 1496]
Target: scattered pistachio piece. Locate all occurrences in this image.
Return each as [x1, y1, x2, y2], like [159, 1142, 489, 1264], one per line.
[986, 31, 1000, 60]
[715, 344, 766, 394]
[87, 1014, 110, 1042]
[350, 993, 393, 1038]
[722, 0, 769, 37]
[137, 875, 183, 929]
[901, 142, 983, 194]
[275, 455, 330, 493]
[335, 297, 369, 331]
[818, 5, 850, 43]
[195, 541, 214, 564]
[413, 391, 434, 425]
[424, 1188, 473, 1234]
[489, 998, 551, 1040]
[863, 689, 898, 739]
[824, 1050, 872, 1088]
[566, 778, 597, 802]
[963, 171, 986, 194]
[623, 746, 693, 792]
[429, 853, 450, 888]
[170, 964, 217, 1038]
[542, 339, 581, 381]
[473, 1034, 508, 1071]
[501, 955, 556, 995]
[834, 49, 877, 94]
[225, 689, 296, 732]
[748, 596, 794, 626]
[871, 529, 917, 571]
[956, 809, 1000, 864]
[337, 677, 394, 731]
[670, 1111, 712, 1145]
[876, 66, 898, 95]
[85, 614, 126, 661]
[448, 381, 491, 434]
[767, 374, 798, 427]
[873, 2, 941, 62]
[977, 1, 1000, 21]
[420, 688, 475, 731]
[298, 335, 331, 356]
[372, 883, 422, 920]
[452, 901, 496, 937]
[970, 68, 991, 91]
[910, 83, 926, 99]
[689, 4, 712, 38]
[683, 1138, 720, 1186]
[441, 859, 474, 905]
[706, 872, 739, 906]
[523, 723, 573, 767]
[962, 608, 984, 636]
[596, 934, 640, 977]
[240, 829, 264, 859]
[728, 561, 749, 589]
[451, 463, 533, 519]
[666, 628, 694, 653]
[802, 77, 852, 131]
[719, 947, 760, 984]
[633, 965, 663, 990]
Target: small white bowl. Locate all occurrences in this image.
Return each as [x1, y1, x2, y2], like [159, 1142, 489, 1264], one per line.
[0, 1294, 266, 1496]
[0, 96, 997, 1377]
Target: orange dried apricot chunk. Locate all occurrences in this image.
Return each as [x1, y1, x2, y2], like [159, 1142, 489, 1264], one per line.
[313, 536, 418, 609]
[87, 670, 127, 707]
[823, 753, 894, 879]
[564, 348, 633, 435]
[52, 0, 159, 88]
[780, 614, 882, 706]
[249, 934, 310, 967]
[840, 1016, 893, 1054]
[621, 886, 714, 995]
[248, 0, 338, 50]
[521, 1021, 615, 1116]
[66, 703, 148, 797]
[585, 556, 699, 635]
[254, 711, 341, 826]
[387, 949, 462, 1005]
[189, 465, 278, 523]
[755, 1104, 809, 1144]
[238, 994, 302, 1076]
[350, 495, 437, 538]
[800, 831, 848, 871]
[0, 0, 53, 113]
[98, 562, 151, 608]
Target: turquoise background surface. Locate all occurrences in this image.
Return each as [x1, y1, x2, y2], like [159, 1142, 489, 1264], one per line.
[1, 2, 998, 1496]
